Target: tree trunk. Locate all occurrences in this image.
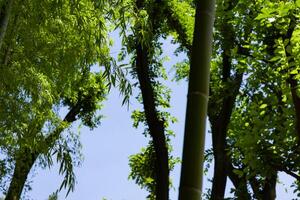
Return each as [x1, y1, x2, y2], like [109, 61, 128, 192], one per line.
[262, 173, 277, 200]
[226, 159, 251, 200]
[152, 133, 169, 200]
[209, 2, 241, 198]
[211, 124, 227, 200]
[5, 102, 82, 200]
[5, 150, 37, 200]
[132, 1, 170, 199]
[135, 42, 169, 200]
[210, 58, 243, 200]
[249, 176, 263, 199]
[178, 0, 215, 199]
[0, 0, 13, 50]
[283, 16, 300, 144]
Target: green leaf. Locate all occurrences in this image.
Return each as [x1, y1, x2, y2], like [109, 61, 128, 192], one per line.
[259, 104, 268, 109]
[297, 0, 300, 7]
[282, 95, 287, 103]
[233, 169, 244, 178]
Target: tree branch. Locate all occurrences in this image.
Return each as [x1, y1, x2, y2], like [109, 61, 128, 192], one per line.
[133, 1, 169, 199]
[0, 0, 13, 50]
[135, 35, 169, 200]
[5, 100, 84, 200]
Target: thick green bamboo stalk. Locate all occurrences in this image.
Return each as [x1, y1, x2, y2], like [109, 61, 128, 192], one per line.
[178, 0, 215, 199]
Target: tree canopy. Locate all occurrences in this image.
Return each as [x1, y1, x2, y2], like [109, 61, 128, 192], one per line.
[0, 0, 300, 199]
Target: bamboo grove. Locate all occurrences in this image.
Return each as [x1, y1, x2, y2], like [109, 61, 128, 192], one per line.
[0, 0, 300, 199]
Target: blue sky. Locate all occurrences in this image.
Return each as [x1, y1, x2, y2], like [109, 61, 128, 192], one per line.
[27, 34, 188, 199]
[17, 33, 298, 199]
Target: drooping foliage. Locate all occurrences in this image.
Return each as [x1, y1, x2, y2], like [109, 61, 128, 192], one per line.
[1, 0, 300, 199]
[0, 0, 115, 198]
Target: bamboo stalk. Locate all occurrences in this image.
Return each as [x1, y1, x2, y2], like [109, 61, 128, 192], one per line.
[179, 0, 215, 199]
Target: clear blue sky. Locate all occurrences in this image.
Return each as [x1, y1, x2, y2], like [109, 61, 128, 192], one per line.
[23, 32, 296, 199]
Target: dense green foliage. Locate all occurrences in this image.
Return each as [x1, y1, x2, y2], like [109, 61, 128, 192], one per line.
[0, 0, 300, 199]
[0, 0, 113, 198]
[172, 0, 300, 199]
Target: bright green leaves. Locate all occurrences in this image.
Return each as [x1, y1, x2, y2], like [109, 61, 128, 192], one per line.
[259, 104, 268, 115]
[255, 1, 295, 24]
[173, 59, 190, 81]
[201, 0, 300, 197]
[166, 0, 195, 50]
[297, 0, 300, 7]
[0, 0, 112, 197]
[129, 144, 156, 200]
[56, 123, 85, 195]
[259, 103, 267, 109]
[129, 142, 179, 200]
[113, 1, 182, 198]
[0, 0, 298, 198]
[131, 110, 145, 129]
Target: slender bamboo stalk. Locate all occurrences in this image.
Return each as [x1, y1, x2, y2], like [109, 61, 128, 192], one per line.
[178, 0, 215, 199]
